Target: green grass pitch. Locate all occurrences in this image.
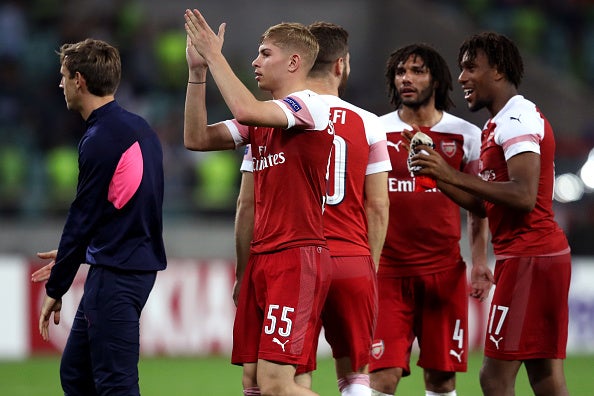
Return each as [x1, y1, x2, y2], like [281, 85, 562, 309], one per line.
[0, 353, 592, 394]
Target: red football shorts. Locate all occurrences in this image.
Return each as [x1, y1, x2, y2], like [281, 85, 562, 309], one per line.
[231, 245, 332, 366]
[297, 255, 377, 374]
[370, 261, 468, 375]
[484, 253, 571, 360]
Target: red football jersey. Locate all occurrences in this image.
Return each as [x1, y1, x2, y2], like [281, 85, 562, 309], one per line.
[322, 95, 391, 256]
[228, 90, 333, 254]
[379, 111, 482, 277]
[478, 95, 569, 257]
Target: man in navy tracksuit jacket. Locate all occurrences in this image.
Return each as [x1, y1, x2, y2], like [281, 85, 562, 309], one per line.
[35, 38, 166, 396]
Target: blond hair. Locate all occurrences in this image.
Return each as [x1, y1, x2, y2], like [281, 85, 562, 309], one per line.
[260, 22, 319, 71]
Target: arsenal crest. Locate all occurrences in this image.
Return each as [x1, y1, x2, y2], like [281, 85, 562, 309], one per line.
[371, 340, 385, 359]
[440, 141, 457, 158]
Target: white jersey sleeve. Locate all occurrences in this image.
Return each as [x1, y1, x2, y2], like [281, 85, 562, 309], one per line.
[272, 90, 330, 131]
[240, 144, 253, 172]
[492, 95, 543, 160]
[223, 119, 249, 147]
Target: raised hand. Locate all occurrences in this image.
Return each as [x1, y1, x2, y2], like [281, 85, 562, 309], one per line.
[186, 35, 208, 68]
[183, 9, 226, 62]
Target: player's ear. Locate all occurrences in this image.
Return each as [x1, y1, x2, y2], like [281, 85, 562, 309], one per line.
[74, 71, 86, 89]
[334, 57, 343, 77]
[492, 65, 505, 83]
[288, 53, 300, 72]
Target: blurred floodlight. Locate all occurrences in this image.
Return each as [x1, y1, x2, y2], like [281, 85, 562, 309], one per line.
[554, 173, 584, 203]
[579, 151, 594, 190]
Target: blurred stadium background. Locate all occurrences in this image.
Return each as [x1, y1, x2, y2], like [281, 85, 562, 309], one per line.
[1, 0, 593, 393]
[1, 0, 593, 254]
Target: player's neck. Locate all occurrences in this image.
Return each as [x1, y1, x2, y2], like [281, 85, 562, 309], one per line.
[489, 85, 518, 117]
[80, 95, 116, 120]
[398, 106, 443, 128]
[306, 77, 338, 96]
[270, 76, 309, 99]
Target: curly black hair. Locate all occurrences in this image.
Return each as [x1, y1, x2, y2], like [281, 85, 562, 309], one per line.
[458, 32, 524, 88]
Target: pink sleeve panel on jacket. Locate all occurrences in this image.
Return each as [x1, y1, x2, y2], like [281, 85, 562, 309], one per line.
[108, 141, 143, 209]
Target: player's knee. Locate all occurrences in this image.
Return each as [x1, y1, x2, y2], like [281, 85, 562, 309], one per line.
[257, 371, 293, 396]
[370, 368, 401, 394]
[424, 369, 455, 392]
[479, 367, 504, 395]
[525, 360, 568, 395]
[242, 365, 258, 388]
[60, 363, 95, 395]
[258, 380, 288, 396]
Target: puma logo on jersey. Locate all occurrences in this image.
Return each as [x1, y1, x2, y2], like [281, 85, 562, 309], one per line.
[387, 140, 404, 152]
[489, 335, 503, 350]
[449, 349, 464, 363]
[509, 114, 522, 123]
[272, 337, 289, 352]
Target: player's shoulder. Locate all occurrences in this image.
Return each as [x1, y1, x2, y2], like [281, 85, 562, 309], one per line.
[493, 95, 544, 136]
[378, 110, 409, 134]
[324, 95, 378, 116]
[80, 127, 122, 163]
[284, 89, 327, 108]
[495, 95, 540, 122]
[436, 112, 481, 134]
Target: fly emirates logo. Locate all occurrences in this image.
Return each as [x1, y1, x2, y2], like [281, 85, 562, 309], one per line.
[388, 177, 439, 193]
[252, 145, 286, 171]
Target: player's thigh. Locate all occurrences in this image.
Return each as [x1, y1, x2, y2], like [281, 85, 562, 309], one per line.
[418, 265, 468, 372]
[60, 298, 97, 395]
[84, 266, 155, 394]
[255, 246, 332, 366]
[486, 254, 570, 360]
[232, 257, 260, 365]
[323, 256, 376, 365]
[369, 275, 415, 374]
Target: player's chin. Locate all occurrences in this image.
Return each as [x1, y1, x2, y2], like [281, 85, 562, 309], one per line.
[257, 81, 269, 91]
[467, 98, 486, 113]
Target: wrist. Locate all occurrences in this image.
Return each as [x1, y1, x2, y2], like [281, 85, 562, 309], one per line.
[188, 68, 207, 81]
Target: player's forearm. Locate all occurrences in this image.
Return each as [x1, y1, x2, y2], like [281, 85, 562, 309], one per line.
[468, 211, 489, 266]
[184, 69, 210, 151]
[234, 174, 255, 280]
[437, 179, 486, 217]
[447, 166, 536, 213]
[205, 53, 268, 125]
[365, 202, 389, 269]
[364, 173, 389, 268]
[234, 215, 253, 279]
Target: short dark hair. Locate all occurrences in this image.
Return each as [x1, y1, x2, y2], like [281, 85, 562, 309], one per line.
[385, 43, 454, 111]
[58, 38, 121, 97]
[307, 21, 349, 77]
[458, 32, 524, 88]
